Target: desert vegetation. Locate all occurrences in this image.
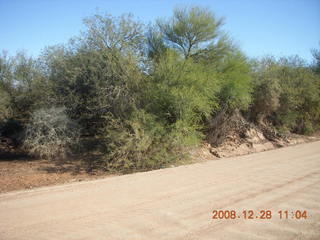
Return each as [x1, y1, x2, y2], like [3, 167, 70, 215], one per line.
[1, 6, 319, 173]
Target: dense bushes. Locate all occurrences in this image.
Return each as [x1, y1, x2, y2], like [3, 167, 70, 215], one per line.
[0, 87, 11, 121]
[101, 110, 177, 172]
[216, 51, 252, 111]
[251, 56, 320, 134]
[0, 6, 319, 172]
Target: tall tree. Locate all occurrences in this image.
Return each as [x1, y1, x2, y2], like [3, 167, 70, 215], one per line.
[151, 6, 226, 59]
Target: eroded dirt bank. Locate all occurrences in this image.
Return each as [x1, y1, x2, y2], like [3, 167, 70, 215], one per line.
[0, 141, 319, 239]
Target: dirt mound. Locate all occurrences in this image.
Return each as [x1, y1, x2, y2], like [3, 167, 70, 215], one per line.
[205, 110, 295, 158]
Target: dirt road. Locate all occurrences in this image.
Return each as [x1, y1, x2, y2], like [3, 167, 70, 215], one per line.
[1, 141, 319, 240]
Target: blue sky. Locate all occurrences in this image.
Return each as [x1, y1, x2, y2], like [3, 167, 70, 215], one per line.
[0, 0, 319, 62]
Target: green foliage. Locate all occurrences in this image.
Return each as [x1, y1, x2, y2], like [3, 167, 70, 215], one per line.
[0, 52, 13, 121]
[311, 44, 320, 74]
[38, 13, 145, 135]
[0, 87, 11, 121]
[147, 51, 218, 123]
[100, 111, 176, 172]
[0, 51, 48, 121]
[156, 6, 224, 58]
[145, 51, 219, 146]
[13, 52, 48, 116]
[277, 57, 320, 134]
[251, 56, 320, 134]
[101, 49, 218, 172]
[83, 13, 145, 56]
[217, 51, 252, 111]
[0, 51, 14, 90]
[149, 6, 251, 113]
[146, 28, 168, 61]
[251, 56, 282, 122]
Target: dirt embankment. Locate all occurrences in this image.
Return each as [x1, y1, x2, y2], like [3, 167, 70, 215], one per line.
[191, 110, 320, 161]
[205, 128, 319, 159]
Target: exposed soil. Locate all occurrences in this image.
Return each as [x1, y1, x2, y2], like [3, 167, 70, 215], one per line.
[0, 158, 112, 193]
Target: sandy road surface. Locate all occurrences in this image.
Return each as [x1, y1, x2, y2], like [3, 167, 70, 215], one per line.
[0, 141, 320, 240]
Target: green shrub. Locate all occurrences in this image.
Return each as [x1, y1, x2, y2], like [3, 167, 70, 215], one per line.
[147, 51, 218, 125]
[217, 51, 252, 111]
[251, 56, 320, 134]
[0, 87, 11, 121]
[250, 57, 282, 123]
[101, 110, 178, 173]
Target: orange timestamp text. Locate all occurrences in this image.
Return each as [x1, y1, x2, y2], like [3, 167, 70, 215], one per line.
[212, 210, 308, 220]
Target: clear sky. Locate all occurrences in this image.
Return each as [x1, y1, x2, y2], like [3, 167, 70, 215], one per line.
[0, 0, 319, 62]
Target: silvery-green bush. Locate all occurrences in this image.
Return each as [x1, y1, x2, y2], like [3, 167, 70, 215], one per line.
[23, 107, 80, 159]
